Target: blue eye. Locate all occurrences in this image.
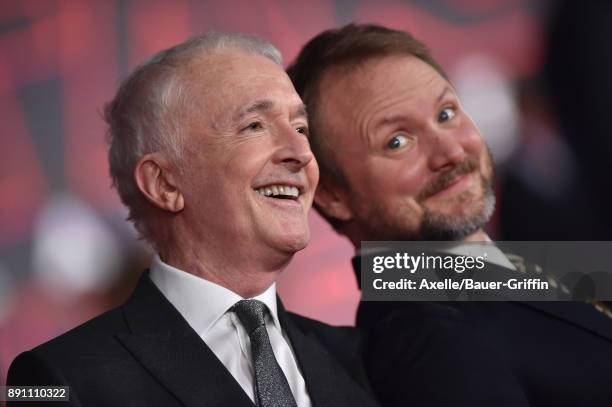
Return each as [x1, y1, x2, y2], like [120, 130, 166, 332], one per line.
[387, 134, 408, 150]
[438, 107, 456, 123]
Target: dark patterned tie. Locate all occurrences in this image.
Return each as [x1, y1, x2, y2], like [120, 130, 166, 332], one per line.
[231, 300, 298, 407]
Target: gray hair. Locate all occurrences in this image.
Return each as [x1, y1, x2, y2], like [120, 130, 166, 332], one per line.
[105, 32, 283, 242]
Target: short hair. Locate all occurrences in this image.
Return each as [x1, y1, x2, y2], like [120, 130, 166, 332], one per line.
[105, 32, 282, 244]
[287, 23, 447, 230]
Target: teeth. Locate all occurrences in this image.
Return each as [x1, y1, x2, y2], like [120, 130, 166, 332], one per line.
[254, 185, 300, 198]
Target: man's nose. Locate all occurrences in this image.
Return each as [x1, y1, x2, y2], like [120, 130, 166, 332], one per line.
[272, 125, 315, 171]
[426, 127, 467, 172]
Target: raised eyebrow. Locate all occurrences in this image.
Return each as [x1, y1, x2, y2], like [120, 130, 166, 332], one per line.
[436, 86, 454, 104]
[374, 114, 407, 132]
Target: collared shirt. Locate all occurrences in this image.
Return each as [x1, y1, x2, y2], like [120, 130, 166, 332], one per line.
[149, 255, 312, 406]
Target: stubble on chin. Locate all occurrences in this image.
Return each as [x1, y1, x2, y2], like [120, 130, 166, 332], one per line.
[419, 173, 495, 241]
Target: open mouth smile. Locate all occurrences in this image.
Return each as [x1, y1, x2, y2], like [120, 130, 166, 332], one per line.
[253, 184, 300, 201]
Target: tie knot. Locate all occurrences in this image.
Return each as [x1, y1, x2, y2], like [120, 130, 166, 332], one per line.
[231, 299, 267, 335]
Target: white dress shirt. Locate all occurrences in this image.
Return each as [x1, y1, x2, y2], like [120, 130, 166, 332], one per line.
[149, 255, 312, 407]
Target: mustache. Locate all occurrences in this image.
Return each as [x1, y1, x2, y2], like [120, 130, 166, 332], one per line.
[417, 159, 479, 202]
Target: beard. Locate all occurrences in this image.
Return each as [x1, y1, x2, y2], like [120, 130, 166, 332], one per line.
[418, 173, 495, 240]
[351, 153, 495, 242]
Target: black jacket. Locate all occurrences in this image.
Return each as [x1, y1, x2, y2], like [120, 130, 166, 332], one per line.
[354, 254, 612, 407]
[7, 273, 380, 407]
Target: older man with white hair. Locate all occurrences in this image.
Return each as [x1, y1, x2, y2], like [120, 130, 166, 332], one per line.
[7, 32, 380, 407]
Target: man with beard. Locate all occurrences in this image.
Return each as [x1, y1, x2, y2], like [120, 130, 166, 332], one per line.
[288, 24, 612, 407]
[6, 32, 381, 407]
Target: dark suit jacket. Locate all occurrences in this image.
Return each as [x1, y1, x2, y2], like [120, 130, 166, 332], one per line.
[353, 255, 612, 407]
[7, 273, 380, 407]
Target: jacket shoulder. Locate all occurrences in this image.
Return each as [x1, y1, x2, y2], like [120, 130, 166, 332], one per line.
[33, 305, 127, 356]
[7, 305, 128, 387]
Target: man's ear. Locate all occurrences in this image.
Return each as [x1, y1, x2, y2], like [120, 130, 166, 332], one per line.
[134, 153, 184, 213]
[314, 178, 353, 222]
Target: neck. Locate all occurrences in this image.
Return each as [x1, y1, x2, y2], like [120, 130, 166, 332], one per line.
[159, 233, 293, 299]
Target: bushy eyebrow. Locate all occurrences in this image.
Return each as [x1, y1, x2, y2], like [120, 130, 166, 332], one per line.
[436, 86, 452, 104]
[234, 99, 274, 123]
[233, 100, 308, 123]
[292, 104, 308, 122]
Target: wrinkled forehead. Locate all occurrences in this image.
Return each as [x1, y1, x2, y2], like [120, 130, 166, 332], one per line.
[316, 55, 451, 139]
[186, 51, 291, 97]
[323, 55, 449, 106]
[180, 51, 300, 126]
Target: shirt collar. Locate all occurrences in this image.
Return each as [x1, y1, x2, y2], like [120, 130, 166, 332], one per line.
[149, 255, 280, 337]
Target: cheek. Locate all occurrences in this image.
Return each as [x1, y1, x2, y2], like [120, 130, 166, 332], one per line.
[357, 158, 425, 200]
[457, 119, 486, 154]
[308, 160, 320, 189]
[299, 162, 319, 208]
[182, 151, 255, 208]
[480, 148, 494, 180]
[467, 136, 487, 159]
[459, 126, 492, 175]
[177, 158, 216, 202]
[225, 143, 267, 178]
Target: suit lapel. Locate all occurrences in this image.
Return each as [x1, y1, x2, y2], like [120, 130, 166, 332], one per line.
[116, 273, 254, 407]
[277, 300, 376, 407]
[517, 301, 612, 343]
[503, 252, 612, 342]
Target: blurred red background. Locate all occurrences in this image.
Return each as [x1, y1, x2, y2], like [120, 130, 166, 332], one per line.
[0, 0, 561, 384]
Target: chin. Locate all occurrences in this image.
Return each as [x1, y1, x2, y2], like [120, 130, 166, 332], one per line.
[268, 218, 310, 251]
[278, 231, 310, 254]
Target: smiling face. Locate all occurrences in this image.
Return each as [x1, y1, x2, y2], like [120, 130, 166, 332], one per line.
[316, 54, 494, 242]
[176, 51, 318, 258]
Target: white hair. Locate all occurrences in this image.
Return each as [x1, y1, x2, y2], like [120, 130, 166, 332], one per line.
[105, 32, 283, 243]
